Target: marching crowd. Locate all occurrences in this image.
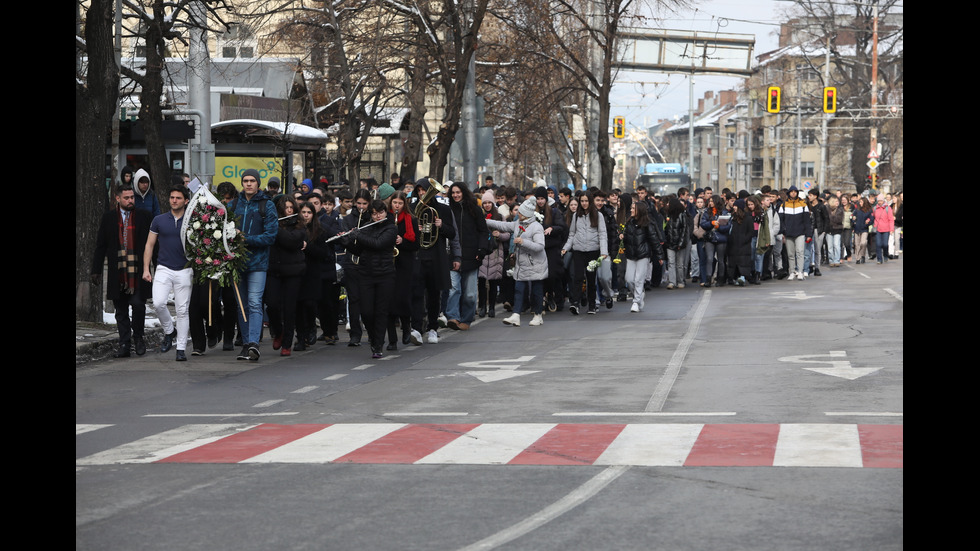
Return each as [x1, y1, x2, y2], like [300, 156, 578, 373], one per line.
[93, 167, 903, 362]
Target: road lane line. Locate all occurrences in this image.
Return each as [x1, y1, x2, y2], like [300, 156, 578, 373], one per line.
[458, 291, 712, 550]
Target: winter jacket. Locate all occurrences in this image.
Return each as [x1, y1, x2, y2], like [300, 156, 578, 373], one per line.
[778, 198, 812, 239]
[486, 218, 548, 281]
[563, 211, 609, 256]
[268, 219, 307, 278]
[827, 206, 845, 234]
[852, 208, 874, 233]
[872, 203, 895, 233]
[479, 212, 510, 281]
[809, 200, 830, 234]
[621, 218, 662, 262]
[664, 211, 691, 250]
[230, 190, 279, 273]
[450, 200, 491, 272]
[701, 208, 732, 243]
[341, 219, 397, 277]
[132, 168, 161, 217]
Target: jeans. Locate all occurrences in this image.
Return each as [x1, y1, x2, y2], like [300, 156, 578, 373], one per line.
[514, 280, 544, 315]
[704, 241, 727, 283]
[752, 236, 764, 274]
[236, 270, 267, 345]
[875, 231, 890, 262]
[827, 233, 842, 264]
[446, 268, 478, 323]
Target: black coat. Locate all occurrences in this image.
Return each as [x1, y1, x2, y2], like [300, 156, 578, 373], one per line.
[726, 213, 755, 275]
[341, 219, 397, 277]
[410, 197, 459, 290]
[450, 200, 490, 272]
[621, 218, 662, 262]
[268, 220, 307, 278]
[92, 208, 153, 301]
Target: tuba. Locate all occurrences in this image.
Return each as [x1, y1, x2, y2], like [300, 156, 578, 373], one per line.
[414, 178, 447, 249]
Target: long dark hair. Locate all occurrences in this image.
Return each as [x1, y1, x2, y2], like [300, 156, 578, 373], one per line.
[616, 193, 632, 225]
[299, 201, 321, 240]
[276, 196, 299, 226]
[450, 182, 483, 220]
[632, 199, 651, 228]
[576, 192, 600, 228]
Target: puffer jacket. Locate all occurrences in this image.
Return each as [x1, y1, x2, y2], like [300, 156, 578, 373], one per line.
[562, 211, 608, 256]
[486, 218, 548, 281]
[664, 211, 691, 250]
[621, 218, 662, 262]
[230, 190, 279, 272]
[479, 213, 510, 281]
[852, 208, 874, 233]
[342, 219, 397, 277]
[701, 208, 732, 243]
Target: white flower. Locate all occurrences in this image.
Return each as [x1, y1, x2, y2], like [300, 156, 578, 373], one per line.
[193, 221, 201, 229]
[213, 230, 223, 239]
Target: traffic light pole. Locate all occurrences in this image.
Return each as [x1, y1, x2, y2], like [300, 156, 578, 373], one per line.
[819, 37, 830, 191]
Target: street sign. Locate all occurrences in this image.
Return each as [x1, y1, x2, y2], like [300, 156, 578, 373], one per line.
[866, 159, 879, 170]
[868, 149, 879, 159]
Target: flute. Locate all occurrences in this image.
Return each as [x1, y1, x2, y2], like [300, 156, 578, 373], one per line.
[324, 218, 384, 243]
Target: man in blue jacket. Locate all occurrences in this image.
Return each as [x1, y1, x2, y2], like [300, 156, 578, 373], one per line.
[229, 168, 279, 360]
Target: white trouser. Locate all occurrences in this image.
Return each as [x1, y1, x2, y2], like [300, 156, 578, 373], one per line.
[152, 265, 193, 351]
[626, 258, 651, 310]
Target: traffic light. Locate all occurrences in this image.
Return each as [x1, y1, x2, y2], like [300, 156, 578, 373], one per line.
[766, 86, 781, 113]
[613, 116, 625, 139]
[823, 87, 837, 113]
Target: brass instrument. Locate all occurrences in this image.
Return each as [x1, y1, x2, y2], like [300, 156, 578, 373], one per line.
[414, 178, 447, 249]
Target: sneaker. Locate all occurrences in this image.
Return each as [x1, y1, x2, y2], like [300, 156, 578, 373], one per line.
[587, 308, 596, 315]
[372, 350, 383, 359]
[427, 330, 439, 344]
[569, 305, 579, 316]
[735, 276, 746, 286]
[502, 313, 521, 326]
[438, 314, 448, 327]
[175, 350, 187, 362]
[605, 298, 613, 309]
[280, 348, 291, 357]
[666, 283, 674, 290]
[247, 343, 260, 361]
[529, 314, 543, 326]
[787, 272, 796, 281]
[630, 303, 640, 313]
[410, 330, 423, 346]
[191, 349, 205, 356]
[677, 283, 685, 289]
[237, 346, 249, 360]
[800, 271, 808, 280]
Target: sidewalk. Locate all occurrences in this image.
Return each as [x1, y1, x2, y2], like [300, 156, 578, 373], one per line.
[75, 321, 167, 366]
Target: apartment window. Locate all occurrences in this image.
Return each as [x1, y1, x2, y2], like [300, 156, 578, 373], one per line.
[801, 162, 815, 178]
[222, 47, 237, 58]
[801, 129, 817, 145]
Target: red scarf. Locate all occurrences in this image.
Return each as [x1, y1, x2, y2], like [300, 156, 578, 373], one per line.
[396, 210, 416, 242]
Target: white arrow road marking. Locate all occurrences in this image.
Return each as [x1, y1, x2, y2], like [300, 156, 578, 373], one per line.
[458, 356, 539, 383]
[778, 350, 883, 380]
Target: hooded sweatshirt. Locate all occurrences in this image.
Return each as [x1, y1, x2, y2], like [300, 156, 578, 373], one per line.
[132, 168, 161, 217]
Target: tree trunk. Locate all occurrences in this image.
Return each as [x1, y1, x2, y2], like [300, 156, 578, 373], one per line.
[76, 0, 118, 321]
[140, 1, 173, 206]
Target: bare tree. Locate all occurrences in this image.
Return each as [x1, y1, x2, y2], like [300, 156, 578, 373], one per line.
[76, 0, 120, 321]
[784, 0, 903, 190]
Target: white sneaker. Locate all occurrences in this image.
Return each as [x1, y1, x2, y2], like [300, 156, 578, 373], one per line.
[410, 330, 422, 346]
[787, 272, 797, 281]
[502, 313, 521, 326]
[800, 271, 808, 280]
[677, 283, 685, 289]
[437, 314, 448, 328]
[630, 303, 639, 313]
[427, 330, 438, 344]
[666, 283, 674, 290]
[529, 314, 543, 326]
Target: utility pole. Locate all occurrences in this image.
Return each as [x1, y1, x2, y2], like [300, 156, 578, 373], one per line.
[869, 0, 880, 190]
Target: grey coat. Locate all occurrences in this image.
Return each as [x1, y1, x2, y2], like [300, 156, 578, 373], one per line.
[486, 218, 548, 282]
[562, 212, 609, 256]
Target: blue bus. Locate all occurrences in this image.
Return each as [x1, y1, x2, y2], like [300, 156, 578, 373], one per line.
[634, 163, 690, 196]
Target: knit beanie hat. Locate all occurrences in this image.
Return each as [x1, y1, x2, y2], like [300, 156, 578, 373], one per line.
[241, 168, 262, 186]
[377, 183, 395, 200]
[482, 190, 495, 205]
[518, 198, 537, 219]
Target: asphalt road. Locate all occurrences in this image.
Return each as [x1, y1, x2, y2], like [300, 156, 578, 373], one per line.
[76, 259, 903, 551]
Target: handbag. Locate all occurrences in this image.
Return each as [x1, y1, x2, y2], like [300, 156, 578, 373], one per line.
[693, 212, 707, 239]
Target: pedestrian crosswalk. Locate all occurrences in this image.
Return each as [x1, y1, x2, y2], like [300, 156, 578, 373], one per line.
[75, 422, 903, 468]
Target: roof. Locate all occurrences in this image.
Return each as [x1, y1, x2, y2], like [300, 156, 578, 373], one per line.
[211, 119, 328, 146]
